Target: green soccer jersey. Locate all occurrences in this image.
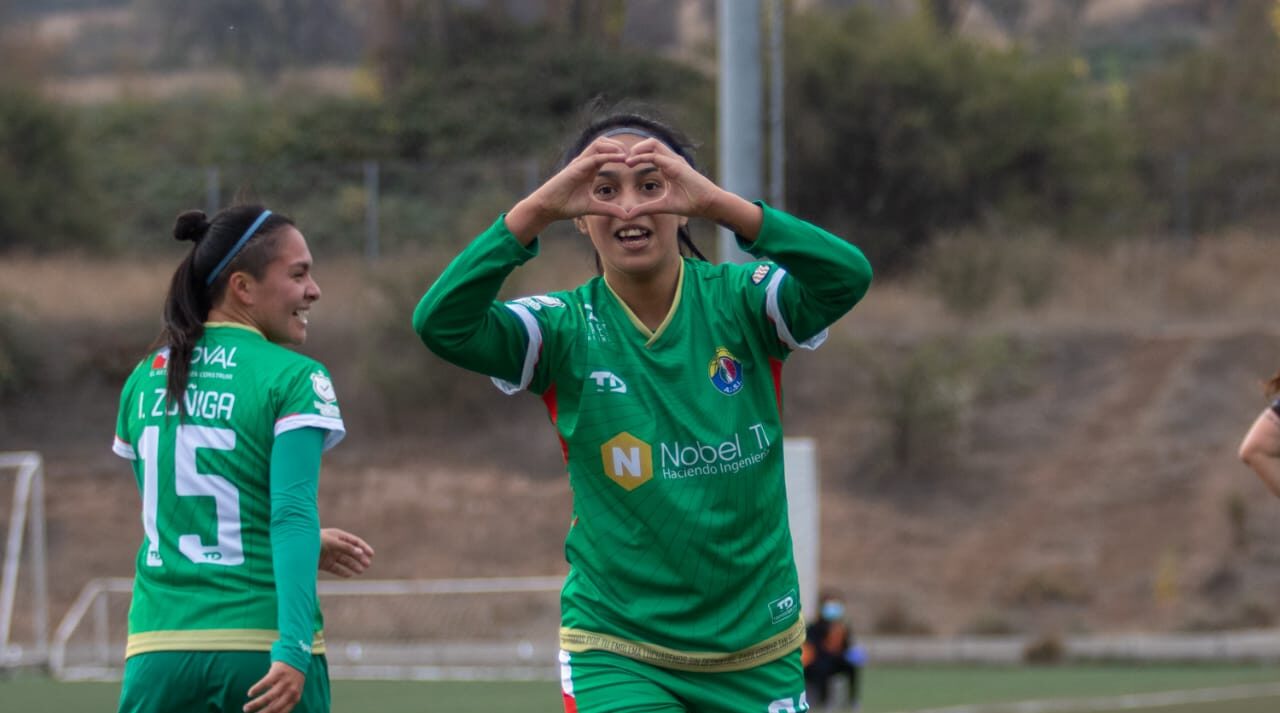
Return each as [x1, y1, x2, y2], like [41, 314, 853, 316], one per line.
[414, 203, 871, 671]
[112, 323, 345, 659]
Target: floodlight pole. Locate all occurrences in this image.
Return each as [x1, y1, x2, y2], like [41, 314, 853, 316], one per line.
[768, 0, 785, 211]
[717, 0, 762, 264]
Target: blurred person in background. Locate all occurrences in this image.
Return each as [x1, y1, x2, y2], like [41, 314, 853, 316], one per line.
[802, 591, 865, 711]
[1238, 370, 1280, 497]
[413, 104, 872, 713]
[112, 205, 374, 713]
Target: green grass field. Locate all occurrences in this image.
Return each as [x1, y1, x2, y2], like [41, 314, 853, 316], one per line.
[4, 664, 1280, 712]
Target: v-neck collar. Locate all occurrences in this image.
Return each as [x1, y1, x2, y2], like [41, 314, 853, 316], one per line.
[603, 260, 685, 348]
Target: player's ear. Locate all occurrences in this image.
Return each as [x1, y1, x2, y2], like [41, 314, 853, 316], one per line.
[226, 271, 255, 306]
[573, 217, 589, 235]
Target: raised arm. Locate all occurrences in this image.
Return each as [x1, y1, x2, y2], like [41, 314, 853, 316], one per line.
[411, 218, 542, 383]
[414, 136, 637, 379]
[624, 138, 872, 343]
[739, 204, 872, 345]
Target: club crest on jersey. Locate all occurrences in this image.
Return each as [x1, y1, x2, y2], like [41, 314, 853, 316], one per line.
[708, 347, 744, 395]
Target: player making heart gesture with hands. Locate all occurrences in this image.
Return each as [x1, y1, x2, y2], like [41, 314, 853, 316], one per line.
[414, 104, 873, 713]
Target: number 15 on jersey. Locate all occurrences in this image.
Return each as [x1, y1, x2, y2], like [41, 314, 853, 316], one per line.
[136, 424, 246, 567]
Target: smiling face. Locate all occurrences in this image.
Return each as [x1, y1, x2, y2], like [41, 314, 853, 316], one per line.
[238, 226, 320, 345]
[575, 132, 687, 281]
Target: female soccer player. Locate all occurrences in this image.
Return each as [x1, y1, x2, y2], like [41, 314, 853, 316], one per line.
[413, 109, 872, 713]
[112, 205, 372, 713]
[1239, 371, 1280, 497]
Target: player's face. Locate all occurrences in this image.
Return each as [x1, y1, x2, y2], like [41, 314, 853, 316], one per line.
[576, 133, 685, 281]
[245, 226, 320, 345]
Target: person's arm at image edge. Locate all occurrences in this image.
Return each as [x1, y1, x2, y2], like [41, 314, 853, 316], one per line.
[1239, 407, 1280, 498]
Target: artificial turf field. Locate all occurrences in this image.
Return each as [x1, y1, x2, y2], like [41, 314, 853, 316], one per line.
[3, 664, 1280, 712]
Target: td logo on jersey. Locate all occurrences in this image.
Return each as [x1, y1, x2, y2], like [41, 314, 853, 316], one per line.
[600, 432, 653, 491]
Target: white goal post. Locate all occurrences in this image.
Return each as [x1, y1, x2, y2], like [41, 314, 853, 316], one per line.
[0, 451, 49, 668]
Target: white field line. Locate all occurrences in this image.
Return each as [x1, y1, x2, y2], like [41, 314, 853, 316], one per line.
[892, 682, 1280, 713]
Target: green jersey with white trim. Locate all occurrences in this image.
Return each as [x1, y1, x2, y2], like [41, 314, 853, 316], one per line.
[112, 323, 345, 657]
[414, 203, 871, 669]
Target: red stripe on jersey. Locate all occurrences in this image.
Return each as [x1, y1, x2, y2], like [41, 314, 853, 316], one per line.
[770, 357, 784, 419]
[562, 690, 578, 713]
[541, 384, 570, 464]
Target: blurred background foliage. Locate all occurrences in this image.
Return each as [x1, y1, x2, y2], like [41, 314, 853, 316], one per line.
[1, 0, 1279, 266]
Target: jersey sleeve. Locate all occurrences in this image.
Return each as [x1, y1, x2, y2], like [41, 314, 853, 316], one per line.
[272, 360, 346, 451]
[268, 427, 323, 673]
[489, 292, 576, 396]
[734, 203, 872, 359]
[412, 215, 558, 393]
[112, 360, 147, 460]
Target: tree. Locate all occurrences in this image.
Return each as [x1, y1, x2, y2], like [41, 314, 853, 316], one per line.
[922, 0, 971, 34]
[381, 8, 709, 161]
[1129, 0, 1280, 234]
[787, 7, 1132, 270]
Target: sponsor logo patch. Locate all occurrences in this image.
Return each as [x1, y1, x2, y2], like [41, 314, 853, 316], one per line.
[708, 347, 744, 395]
[513, 295, 565, 311]
[314, 401, 341, 418]
[588, 370, 628, 394]
[311, 372, 337, 403]
[600, 432, 653, 491]
[751, 264, 772, 285]
[768, 589, 799, 624]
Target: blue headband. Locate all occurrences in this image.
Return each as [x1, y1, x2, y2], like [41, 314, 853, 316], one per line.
[600, 127, 659, 141]
[597, 127, 693, 167]
[205, 210, 272, 286]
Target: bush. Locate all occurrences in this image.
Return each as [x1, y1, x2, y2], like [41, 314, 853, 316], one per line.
[1004, 567, 1092, 606]
[0, 85, 100, 251]
[921, 233, 1005, 317]
[861, 334, 1033, 479]
[872, 599, 933, 635]
[0, 309, 40, 397]
[963, 610, 1021, 636]
[1022, 632, 1066, 664]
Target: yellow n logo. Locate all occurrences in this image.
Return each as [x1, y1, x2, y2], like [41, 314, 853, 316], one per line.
[601, 432, 653, 491]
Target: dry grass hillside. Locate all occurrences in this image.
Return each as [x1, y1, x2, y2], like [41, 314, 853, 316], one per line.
[4, 231, 1280, 642]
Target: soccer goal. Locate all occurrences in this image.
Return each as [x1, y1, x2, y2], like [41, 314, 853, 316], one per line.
[50, 440, 820, 681]
[0, 451, 49, 669]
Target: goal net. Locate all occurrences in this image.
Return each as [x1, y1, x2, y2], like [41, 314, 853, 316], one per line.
[0, 451, 49, 669]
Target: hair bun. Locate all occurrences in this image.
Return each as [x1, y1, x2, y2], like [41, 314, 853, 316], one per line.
[173, 210, 211, 243]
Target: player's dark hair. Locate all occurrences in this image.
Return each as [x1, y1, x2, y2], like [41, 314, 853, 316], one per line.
[560, 103, 707, 272]
[1266, 370, 1280, 398]
[155, 204, 295, 415]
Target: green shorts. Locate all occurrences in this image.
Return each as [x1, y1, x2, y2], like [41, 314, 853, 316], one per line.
[117, 651, 330, 713]
[559, 648, 809, 713]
